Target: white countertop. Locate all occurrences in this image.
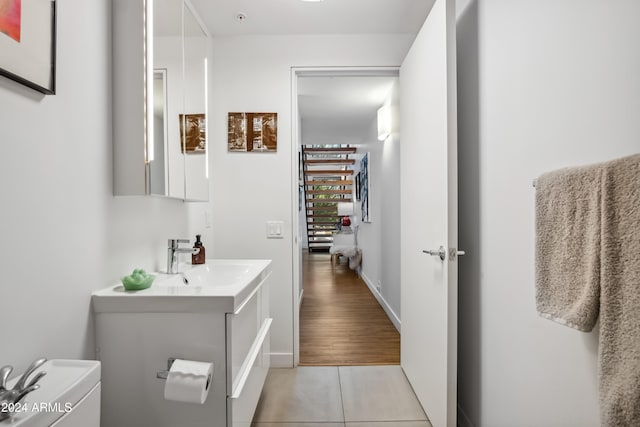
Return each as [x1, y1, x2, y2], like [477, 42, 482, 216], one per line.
[92, 259, 272, 313]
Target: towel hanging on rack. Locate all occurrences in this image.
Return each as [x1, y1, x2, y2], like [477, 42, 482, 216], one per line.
[534, 153, 640, 426]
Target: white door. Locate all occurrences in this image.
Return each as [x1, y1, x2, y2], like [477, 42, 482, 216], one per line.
[400, 0, 458, 426]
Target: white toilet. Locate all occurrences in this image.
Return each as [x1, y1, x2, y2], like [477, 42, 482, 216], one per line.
[1, 359, 101, 427]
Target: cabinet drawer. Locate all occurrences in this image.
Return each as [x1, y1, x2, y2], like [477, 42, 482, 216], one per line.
[226, 272, 270, 392]
[227, 318, 272, 427]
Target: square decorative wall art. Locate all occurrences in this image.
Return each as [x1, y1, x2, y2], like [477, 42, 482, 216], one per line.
[228, 112, 277, 152]
[0, 0, 20, 42]
[179, 114, 206, 153]
[0, 0, 56, 94]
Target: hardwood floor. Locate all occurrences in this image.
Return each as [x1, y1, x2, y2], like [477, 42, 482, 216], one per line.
[299, 252, 400, 366]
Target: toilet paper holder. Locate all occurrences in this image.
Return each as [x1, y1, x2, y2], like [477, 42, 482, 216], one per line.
[156, 358, 177, 380]
[156, 358, 212, 390]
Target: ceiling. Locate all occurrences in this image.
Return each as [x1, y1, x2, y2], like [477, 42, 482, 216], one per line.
[298, 75, 398, 145]
[183, 0, 433, 146]
[188, 0, 432, 37]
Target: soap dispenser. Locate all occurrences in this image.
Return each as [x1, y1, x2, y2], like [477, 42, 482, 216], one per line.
[192, 235, 205, 265]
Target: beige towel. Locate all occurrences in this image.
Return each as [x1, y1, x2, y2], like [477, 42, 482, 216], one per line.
[535, 153, 640, 426]
[599, 154, 640, 426]
[535, 162, 603, 331]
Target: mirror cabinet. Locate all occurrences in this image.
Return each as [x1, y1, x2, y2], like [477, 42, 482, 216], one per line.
[113, 0, 209, 201]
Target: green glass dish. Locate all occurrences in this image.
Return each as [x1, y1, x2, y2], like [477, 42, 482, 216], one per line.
[121, 273, 155, 291]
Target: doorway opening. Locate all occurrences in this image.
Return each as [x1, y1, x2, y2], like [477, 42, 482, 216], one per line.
[291, 68, 402, 366]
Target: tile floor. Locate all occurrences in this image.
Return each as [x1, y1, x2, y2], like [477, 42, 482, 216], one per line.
[252, 365, 432, 427]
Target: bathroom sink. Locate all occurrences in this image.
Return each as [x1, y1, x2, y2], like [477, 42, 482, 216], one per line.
[92, 259, 271, 313]
[157, 261, 260, 288]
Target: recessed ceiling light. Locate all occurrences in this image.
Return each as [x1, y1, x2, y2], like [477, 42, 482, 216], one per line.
[236, 13, 247, 22]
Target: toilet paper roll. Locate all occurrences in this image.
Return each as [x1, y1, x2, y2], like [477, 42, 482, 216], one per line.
[164, 359, 214, 404]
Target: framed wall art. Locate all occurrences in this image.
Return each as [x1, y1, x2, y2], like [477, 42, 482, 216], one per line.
[0, 0, 56, 94]
[179, 113, 206, 153]
[228, 112, 277, 152]
[360, 152, 370, 223]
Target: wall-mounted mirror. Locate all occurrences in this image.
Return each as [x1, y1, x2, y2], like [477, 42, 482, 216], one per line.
[113, 0, 209, 201]
[182, 1, 209, 201]
[150, 69, 168, 196]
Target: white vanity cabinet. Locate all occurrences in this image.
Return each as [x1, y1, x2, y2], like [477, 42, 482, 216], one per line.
[226, 279, 272, 427]
[92, 260, 272, 427]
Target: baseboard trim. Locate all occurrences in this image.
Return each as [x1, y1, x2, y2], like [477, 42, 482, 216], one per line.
[360, 273, 401, 333]
[270, 353, 294, 368]
[457, 404, 474, 427]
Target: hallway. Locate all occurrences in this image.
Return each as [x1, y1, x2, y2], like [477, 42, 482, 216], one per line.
[299, 253, 400, 365]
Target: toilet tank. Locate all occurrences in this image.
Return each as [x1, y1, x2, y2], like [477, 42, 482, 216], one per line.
[1, 360, 101, 427]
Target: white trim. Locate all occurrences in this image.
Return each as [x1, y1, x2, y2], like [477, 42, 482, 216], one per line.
[269, 353, 294, 368]
[360, 272, 401, 333]
[291, 67, 301, 368]
[457, 404, 475, 427]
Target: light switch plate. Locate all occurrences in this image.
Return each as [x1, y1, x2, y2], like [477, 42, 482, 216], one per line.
[267, 221, 284, 239]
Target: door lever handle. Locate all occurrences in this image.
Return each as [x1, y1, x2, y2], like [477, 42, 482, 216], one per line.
[422, 246, 466, 261]
[423, 246, 446, 261]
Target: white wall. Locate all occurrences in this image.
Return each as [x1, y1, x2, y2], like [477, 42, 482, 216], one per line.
[356, 81, 401, 326]
[203, 34, 413, 366]
[354, 130, 382, 306]
[0, 0, 191, 373]
[379, 82, 401, 319]
[456, 0, 640, 425]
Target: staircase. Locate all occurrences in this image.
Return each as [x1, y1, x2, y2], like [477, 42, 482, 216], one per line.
[302, 145, 356, 252]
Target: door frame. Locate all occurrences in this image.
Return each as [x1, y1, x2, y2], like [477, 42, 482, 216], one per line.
[290, 66, 400, 366]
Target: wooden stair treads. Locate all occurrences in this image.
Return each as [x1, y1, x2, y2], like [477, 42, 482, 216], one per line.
[302, 144, 357, 252]
[306, 189, 352, 195]
[307, 206, 338, 213]
[305, 198, 352, 204]
[304, 159, 356, 165]
[304, 170, 354, 176]
[309, 230, 338, 235]
[303, 147, 357, 154]
[305, 179, 353, 186]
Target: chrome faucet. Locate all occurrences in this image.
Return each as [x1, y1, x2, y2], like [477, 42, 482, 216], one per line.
[0, 358, 47, 422]
[167, 239, 199, 274]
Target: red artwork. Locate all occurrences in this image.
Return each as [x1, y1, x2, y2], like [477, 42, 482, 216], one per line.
[0, 0, 21, 42]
